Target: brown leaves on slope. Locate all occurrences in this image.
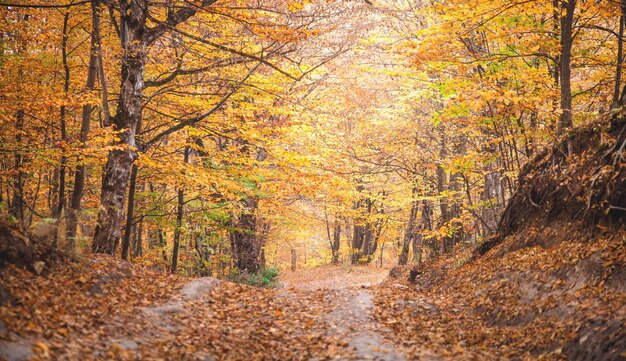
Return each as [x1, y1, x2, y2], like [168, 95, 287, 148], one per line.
[374, 231, 626, 360]
[0, 255, 184, 360]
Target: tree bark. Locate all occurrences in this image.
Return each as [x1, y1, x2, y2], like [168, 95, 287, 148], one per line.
[557, 0, 575, 137]
[92, 0, 145, 254]
[10, 110, 25, 223]
[617, 1, 626, 107]
[67, 0, 101, 248]
[399, 188, 418, 265]
[120, 164, 138, 260]
[437, 126, 451, 253]
[171, 148, 189, 273]
[332, 219, 340, 264]
[229, 197, 261, 273]
[53, 10, 71, 226]
[325, 212, 341, 264]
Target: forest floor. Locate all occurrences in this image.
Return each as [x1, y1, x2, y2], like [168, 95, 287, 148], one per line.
[0, 257, 412, 361]
[1, 239, 625, 361]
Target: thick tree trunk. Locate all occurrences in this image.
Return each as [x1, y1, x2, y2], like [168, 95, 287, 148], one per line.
[92, 1, 146, 254]
[230, 197, 261, 273]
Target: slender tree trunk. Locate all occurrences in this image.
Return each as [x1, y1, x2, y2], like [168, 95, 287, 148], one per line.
[67, 0, 101, 248]
[171, 146, 190, 273]
[53, 11, 71, 227]
[171, 187, 184, 273]
[557, 0, 575, 137]
[332, 219, 340, 264]
[399, 188, 418, 265]
[325, 212, 341, 264]
[613, 14, 624, 108]
[436, 126, 450, 253]
[617, 1, 626, 107]
[134, 217, 143, 258]
[121, 164, 138, 260]
[10, 110, 25, 223]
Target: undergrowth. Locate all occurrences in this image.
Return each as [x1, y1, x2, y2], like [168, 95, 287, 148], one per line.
[232, 267, 281, 288]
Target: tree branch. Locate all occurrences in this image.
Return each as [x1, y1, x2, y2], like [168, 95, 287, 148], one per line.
[0, 0, 89, 8]
[143, 62, 261, 148]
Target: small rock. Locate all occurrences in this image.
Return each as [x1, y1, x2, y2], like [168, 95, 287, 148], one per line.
[142, 300, 184, 316]
[111, 339, 139, 351]
[180, 277, 219, 300]
[0, 340, 34, 361]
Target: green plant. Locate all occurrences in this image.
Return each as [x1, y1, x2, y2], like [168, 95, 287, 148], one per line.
[235, 267, 281, 288]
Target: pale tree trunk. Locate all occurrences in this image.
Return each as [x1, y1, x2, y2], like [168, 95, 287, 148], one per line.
[92, 0, 145, 254]
[92, 0, 217, 254]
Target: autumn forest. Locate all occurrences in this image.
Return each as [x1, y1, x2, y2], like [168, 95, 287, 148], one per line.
[1, 0, 625, 360]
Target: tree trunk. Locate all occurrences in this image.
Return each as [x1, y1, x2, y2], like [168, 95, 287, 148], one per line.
[10, 110, 25, 223]
[325, 212, 341, 264]
[229, 197, 261, 274]
[121, 164, 138, 260]
[399, 189, 418, 265]
[618, 1, 626, 106]
[53, 10, 71, 228]
[613, 9, 625, 108]
[332, 219, 340, 264]
[437, 126, 450, 253]
[92, 1, 146, 254]
[134, 217, 143, 258]
[557, 0, 575, 137]
[291, 248, 297, 272]
[171, 146, 190, 273]
[67, 0, 101, 248]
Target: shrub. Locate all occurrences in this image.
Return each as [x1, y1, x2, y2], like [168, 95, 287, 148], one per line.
[235, 267, 280, 288]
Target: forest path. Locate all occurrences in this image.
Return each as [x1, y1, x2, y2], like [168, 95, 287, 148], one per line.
[1, 259, 414, 360]
[280, 264, 407, 360]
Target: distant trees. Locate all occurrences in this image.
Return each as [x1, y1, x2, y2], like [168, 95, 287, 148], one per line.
[2, 0, 623, 273]
[0, 0, 353, 274]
